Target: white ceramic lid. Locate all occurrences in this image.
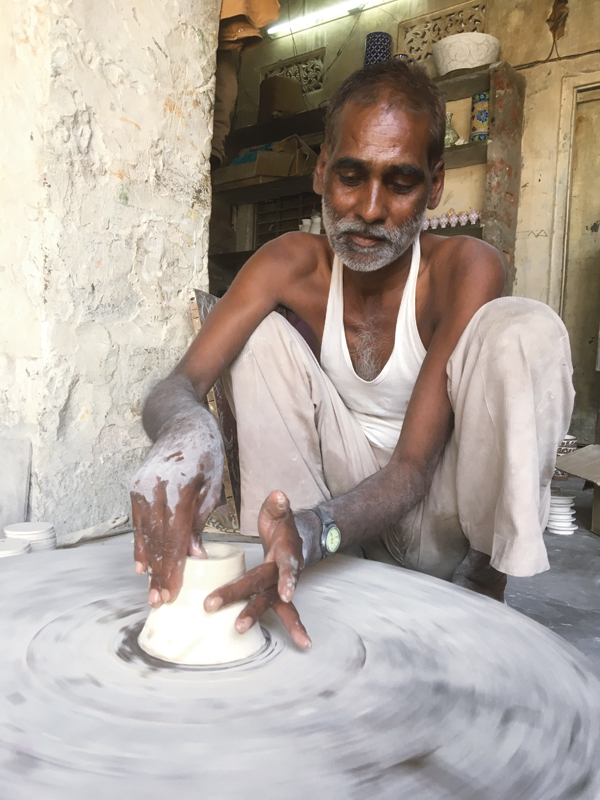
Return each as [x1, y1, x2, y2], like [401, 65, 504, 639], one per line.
[0, 539, 31, 557]
[4, 522, 54, 536]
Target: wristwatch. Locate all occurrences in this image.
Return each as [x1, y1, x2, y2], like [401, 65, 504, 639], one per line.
[312, 507, 342, 558]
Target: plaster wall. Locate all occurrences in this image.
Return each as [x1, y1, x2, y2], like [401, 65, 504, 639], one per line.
[0, 0, 220, 537]
[234, 0, 600, 305]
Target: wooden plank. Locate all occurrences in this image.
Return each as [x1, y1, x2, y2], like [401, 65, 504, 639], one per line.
[482, 61, 526, 294]
[226, 108, 327, 154]
[432, 224, 483, 239]
[554, 445, 600, 484]
[213, 174, 316, 206]
[434, 64, 491, 102]
[444, 141, 487, 170]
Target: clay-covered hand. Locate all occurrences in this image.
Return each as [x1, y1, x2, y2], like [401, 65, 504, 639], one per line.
[204, 490, 312, 649]
[130, 408, 224, 608]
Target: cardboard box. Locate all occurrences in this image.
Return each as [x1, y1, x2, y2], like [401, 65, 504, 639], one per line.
[554, 445, 600, 535]
[213, 135, 317, 187]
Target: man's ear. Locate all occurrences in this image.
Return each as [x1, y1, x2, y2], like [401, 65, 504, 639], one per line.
[313, 143, 328, 196]
[427, 158, 445, 210]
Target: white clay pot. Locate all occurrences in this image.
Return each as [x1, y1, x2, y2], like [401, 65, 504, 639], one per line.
[432, 33, 501, 76]
[138, 542, 266, 666]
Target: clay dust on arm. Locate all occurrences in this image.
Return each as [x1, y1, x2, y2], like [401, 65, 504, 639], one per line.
[130, 373, 224, 608]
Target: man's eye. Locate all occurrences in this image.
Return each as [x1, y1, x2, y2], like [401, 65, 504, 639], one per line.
[391, 183, 413, 194]
[339, 174, 362, 186]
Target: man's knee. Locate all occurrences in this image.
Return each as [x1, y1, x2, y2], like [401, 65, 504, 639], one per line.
[475, 298, 571, 365]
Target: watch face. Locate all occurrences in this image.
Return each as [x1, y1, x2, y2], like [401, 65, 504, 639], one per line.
[325, 526, 341, 554]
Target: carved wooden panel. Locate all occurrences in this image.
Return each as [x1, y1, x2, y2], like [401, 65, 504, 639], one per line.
[399, 2, 486, 64]
[262, 48, 325, 94]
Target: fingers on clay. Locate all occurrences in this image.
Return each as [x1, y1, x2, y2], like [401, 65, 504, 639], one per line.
[235, 585, 279, 633]
[273, 600, 311, 649]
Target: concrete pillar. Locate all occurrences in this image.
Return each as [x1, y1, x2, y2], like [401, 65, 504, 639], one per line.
[0, 0, 219, 537]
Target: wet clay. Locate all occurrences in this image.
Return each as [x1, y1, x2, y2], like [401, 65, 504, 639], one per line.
[138, 542, 265, 665]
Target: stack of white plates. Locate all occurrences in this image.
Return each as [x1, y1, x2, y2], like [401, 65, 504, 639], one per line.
[546, 493, 577, 535]
[4, 522, 57, 551]
[0, 538, 31, 558]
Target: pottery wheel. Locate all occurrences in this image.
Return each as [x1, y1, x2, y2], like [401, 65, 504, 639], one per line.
[1, 538, 599, 800]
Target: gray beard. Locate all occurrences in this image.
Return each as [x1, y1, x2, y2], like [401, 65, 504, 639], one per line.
[322, 196, 426, 273]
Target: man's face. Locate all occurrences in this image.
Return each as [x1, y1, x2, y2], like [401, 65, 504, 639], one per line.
[314, 100, 444, 272]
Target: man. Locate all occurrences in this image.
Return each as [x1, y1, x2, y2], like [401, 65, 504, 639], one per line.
[211, 0, 280, 169]
[131, 61, 574, 649]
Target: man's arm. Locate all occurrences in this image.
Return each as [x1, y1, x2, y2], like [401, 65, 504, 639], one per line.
[206, 237, 505, 638]
[130, 234, 319, 608]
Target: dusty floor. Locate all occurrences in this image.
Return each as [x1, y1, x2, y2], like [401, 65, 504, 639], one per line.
[506, 477, 600, 671]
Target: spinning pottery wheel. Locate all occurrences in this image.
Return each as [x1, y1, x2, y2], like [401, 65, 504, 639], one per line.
[1, 538, 600, 800]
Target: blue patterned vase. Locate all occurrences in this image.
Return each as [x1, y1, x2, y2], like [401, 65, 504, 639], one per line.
[364, 32, 393, 67]
[470, 91, 490, 142]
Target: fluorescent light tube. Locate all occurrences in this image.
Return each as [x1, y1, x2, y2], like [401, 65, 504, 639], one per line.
[267, 0, 366, 36]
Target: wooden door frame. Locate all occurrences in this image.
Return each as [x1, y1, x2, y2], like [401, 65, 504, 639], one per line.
[549, 70, 600, 315]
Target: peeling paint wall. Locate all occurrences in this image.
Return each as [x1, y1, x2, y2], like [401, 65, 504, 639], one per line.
[0, 0, 220, 536]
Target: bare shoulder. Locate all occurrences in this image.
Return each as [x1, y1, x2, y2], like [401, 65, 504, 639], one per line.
[242, 231, 330, 281]
[423, 233, 505, 302]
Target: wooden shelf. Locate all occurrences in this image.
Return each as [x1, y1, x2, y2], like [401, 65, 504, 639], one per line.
[226, 108, 327, 155]
[444, 141, 487, 169]
[433, 64, 491, 102]
[226, 65, 491, 154]
[431, 224, 483, 238]
[213, 174, 316, 205]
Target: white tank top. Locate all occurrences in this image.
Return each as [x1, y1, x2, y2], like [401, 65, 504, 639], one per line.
[320, 238, 426, 464]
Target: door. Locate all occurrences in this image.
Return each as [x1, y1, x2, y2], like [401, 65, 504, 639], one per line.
[562, 87, 600, 444]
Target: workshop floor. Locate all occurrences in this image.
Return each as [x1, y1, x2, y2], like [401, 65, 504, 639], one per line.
[506, 477, 600, 672]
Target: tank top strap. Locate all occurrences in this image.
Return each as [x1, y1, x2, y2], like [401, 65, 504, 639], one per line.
[395, 236, 426, 359]
[322, 252, 343, 350]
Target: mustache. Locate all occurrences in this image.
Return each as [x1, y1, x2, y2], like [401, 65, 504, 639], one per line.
[331, 221, 395, 244]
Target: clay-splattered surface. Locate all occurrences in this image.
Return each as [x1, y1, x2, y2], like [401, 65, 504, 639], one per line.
[0, 538, 599, 800]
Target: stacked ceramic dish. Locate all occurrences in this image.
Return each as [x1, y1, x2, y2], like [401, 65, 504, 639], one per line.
[0, 538, 31, 558]
[546, 492, 577, 535]
[4, 522, 57, 552]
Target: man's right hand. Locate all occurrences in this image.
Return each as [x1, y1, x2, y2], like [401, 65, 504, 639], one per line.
[203, 490, 317, 649]
[130, 409, 224, 608]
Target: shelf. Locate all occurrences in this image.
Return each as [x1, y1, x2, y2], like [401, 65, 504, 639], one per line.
[430, 224, 483, 239]
[444, 141, 487, 169]
[433, 64, 492, 102]
[213, 141, 487, 205]
[213, 174, 316, 206]
[226, 108, 327, 154]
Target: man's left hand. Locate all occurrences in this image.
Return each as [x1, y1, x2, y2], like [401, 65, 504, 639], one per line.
[204, 490, 312, 649]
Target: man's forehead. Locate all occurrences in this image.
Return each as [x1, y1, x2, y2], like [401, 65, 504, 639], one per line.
[331, 101, 431, 165]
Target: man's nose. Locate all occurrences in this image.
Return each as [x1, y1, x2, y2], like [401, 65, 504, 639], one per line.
[354, 180, 386, 225]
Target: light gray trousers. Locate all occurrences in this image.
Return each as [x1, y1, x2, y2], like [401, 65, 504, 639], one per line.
[222, 298, 574, 579]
